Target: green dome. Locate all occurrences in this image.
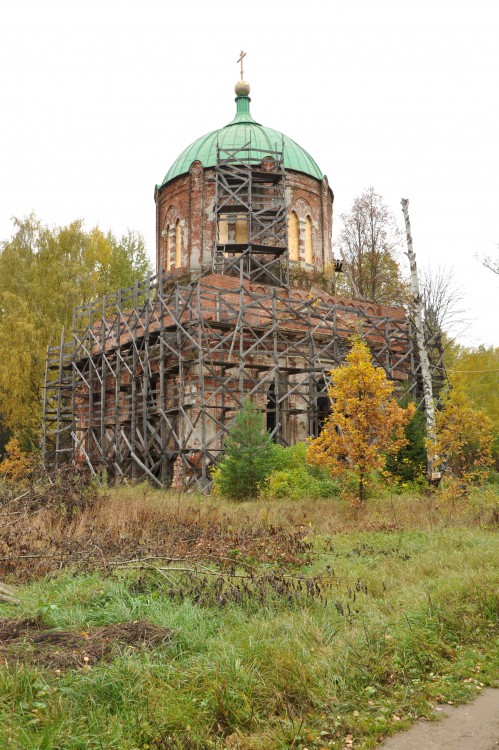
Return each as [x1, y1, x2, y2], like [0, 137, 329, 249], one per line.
[159, 94, 323, 188]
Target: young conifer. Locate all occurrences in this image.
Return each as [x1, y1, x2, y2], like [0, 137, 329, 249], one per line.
[213, 399, 275, 500]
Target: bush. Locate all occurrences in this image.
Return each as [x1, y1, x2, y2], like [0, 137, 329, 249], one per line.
[0, 437, 31, 484]
[260, 443, 340, 500]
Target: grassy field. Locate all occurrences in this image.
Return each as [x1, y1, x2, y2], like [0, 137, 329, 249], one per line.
[0, 484, 498, 749]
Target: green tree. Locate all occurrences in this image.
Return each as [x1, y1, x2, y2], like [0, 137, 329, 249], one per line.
[445, 344, 499, 465]
[0, 214, 151, 446]
[385, 404, 427, 483]
[445, 345, 499, 428]
[213, 399, 276, 500]
[307, 337, 415, 503]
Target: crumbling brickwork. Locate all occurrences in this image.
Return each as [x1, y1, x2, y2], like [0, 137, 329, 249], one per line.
[44, 270, 413, 490]
[43, 99, 415, 491]
[155, 165, 333, 276]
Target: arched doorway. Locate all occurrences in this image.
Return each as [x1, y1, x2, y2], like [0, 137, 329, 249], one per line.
[311, 379, 331, 437]
[266, 382, 277, 437]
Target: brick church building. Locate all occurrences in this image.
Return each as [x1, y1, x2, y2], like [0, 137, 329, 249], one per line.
[43, 69, 412, 490]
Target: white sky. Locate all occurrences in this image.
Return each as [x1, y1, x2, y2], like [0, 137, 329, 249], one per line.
[1, 0, 497, 347]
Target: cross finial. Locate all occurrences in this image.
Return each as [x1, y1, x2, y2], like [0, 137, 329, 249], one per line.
[237, 50, 246, 81]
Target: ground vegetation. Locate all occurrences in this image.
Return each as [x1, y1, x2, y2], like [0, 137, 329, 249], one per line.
[0, 475, 497, 750]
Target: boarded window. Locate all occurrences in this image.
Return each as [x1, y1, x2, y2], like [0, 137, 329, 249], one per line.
[218, 218, 229, 245]
[235, 219, 249, 244]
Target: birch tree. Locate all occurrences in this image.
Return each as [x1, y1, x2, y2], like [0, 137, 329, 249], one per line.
[401, 198, 439, 481]
[0, 215, 151, 446]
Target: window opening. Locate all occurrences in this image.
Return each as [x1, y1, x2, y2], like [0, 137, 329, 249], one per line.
[288, 211, 299, 261]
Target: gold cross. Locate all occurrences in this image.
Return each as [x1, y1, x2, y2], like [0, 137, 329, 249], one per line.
[237, 50, 246, 81]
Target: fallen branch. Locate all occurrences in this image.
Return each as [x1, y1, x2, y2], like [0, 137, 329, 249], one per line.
[0, 582, 19, 605]
[109, 559, 342, 586]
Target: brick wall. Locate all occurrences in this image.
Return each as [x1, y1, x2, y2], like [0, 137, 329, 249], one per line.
[155, 165, 334, 276]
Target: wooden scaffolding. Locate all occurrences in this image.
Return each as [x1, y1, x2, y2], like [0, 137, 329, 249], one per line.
[213, 139, 288, 286]
[42, 140, 421, 490]
[42, 270, 416, 490]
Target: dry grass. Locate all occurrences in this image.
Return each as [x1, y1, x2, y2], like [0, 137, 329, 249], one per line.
[0, 480, 311, 581]
[1, 472, 497, 583]
[0, 474, 497, 749]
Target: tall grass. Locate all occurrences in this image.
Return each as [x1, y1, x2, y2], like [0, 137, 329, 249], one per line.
[0, 512, 498, 749]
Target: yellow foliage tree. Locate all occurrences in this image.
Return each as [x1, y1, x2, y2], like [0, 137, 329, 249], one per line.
[0, 215, 151, 446]
[0, 437, 31, 483]
[307, 337, 415, 502]
[432, 376, 493, 493]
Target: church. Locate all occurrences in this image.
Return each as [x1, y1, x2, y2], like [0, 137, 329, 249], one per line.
[43, 59, 412, 490]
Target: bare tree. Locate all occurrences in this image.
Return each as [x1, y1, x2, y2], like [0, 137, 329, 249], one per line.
[337, 187, 408, 306]
[419, 266, 468, 397]
[476, 246, 499, 275]
[421, 266, 466, 339]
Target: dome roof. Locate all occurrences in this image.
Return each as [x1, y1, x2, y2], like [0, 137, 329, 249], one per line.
[159, 92, 323, 188]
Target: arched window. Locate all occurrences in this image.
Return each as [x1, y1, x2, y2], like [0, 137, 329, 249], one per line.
[305, 216, 313, 265]
[288, 211, 299, 261]
[175, 220, 182, 268]
[165, 224, 171, 272]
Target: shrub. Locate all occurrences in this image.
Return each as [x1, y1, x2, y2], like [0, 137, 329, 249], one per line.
[385, 404, 427, 484]
[260, 443, 340, 500]
[0, 437, 31, 484]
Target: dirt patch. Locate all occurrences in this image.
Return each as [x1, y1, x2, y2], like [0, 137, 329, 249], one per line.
[379, 688, 499, 749]
[0, 617, 175, 669]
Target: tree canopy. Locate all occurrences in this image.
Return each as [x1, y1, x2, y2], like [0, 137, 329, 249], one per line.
[307, 337, 415, 502]
[432, 376, 494, 490]
[336, 187, 409, 306]
[0, 214, 151, 447]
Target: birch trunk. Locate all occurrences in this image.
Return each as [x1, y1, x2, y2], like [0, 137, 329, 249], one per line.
[401, 198, 439, 481]
[337, 246, 362, 299]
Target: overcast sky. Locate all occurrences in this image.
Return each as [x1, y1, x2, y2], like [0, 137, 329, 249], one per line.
[1, 0, 497, 347]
